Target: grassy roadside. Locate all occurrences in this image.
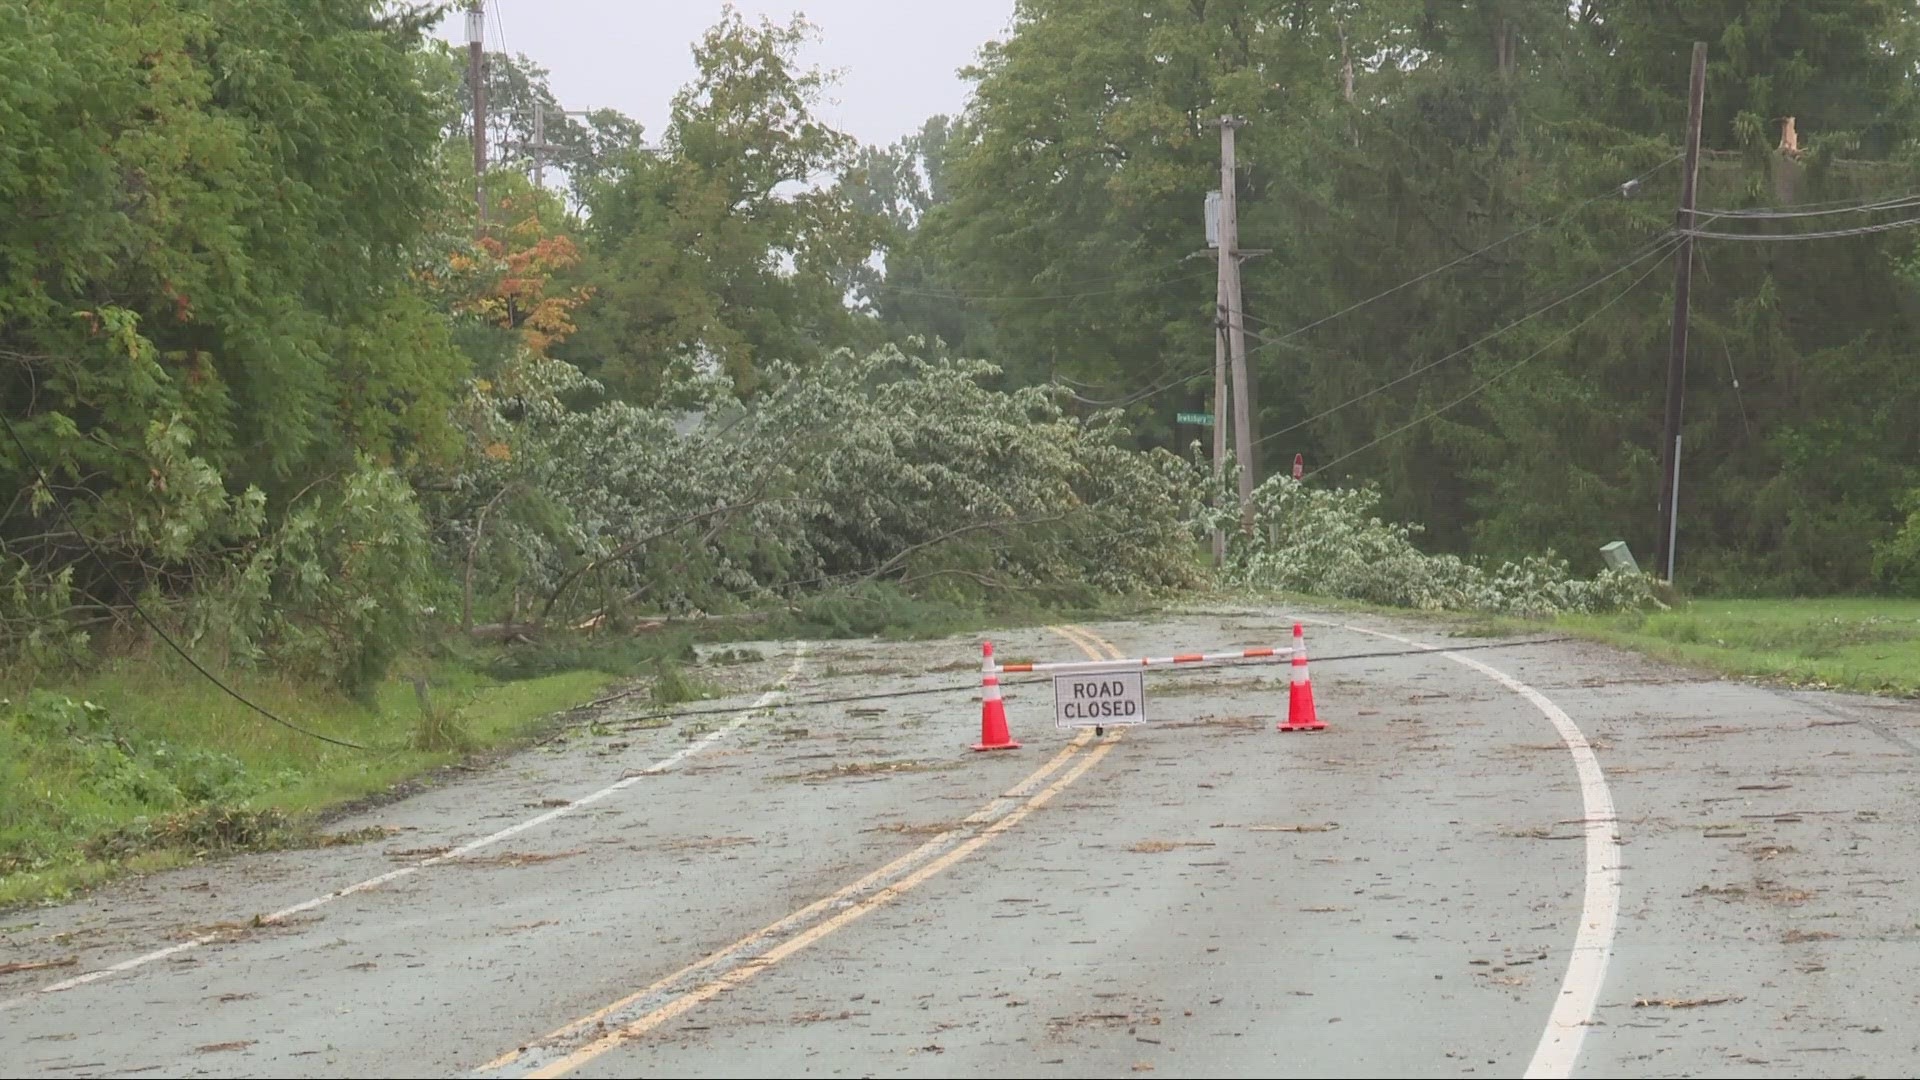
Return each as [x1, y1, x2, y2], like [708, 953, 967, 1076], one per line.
[0, 650, 617, 909]
[1554, 598, 1920, 698]
[0, 587, 1147, 911]
[1166, 591, 1920, 699]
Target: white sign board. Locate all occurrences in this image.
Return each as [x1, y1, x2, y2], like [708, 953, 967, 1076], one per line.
[1054, 671, 1146, 729]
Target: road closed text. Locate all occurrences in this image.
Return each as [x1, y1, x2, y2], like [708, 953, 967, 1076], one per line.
[1054, 671, 1146, 728]
[1062, 683, 1140, 719]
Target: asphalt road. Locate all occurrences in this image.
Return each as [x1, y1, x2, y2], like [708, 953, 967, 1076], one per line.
[5, 604, 1919, 1079]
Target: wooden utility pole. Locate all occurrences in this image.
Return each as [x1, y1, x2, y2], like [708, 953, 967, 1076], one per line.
[1217, 116, 1256, 531]
[468, 2, 488, 234]
[1211, 323, 1228, 563]
[1208, 186, 1229, 564]
[1656, 42, 1708, 582]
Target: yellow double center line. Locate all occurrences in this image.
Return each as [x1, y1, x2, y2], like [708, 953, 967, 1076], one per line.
[481, 626, 1126, 1078]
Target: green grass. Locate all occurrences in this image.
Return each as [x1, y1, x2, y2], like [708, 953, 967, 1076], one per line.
[0, 586, 1149, 911]
[1174, 588, 1920, 699]
[1557, 598, 1920, 698]
[0, 651, 614, 909]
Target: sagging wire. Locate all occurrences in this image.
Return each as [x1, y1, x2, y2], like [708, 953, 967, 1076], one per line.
[569, 636, 1578, 731]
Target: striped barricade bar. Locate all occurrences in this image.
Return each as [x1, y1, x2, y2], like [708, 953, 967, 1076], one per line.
[994, 644, 1292, 676]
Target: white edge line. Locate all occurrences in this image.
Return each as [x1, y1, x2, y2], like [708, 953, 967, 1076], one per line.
[1322, 619, 1618, 1080]
[0, 642, 812, 1011]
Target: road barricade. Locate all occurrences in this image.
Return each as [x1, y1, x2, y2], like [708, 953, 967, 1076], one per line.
[971, 623, 1323, 748]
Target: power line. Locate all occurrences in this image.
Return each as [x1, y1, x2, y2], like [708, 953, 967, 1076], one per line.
[1243, 155, 1683, 360]
[1064, 351, 1214, 407]
[1684, 215, 1920, 242]
[1254, 232, 1681, 450]
[1092, 219, 1678, 418]
[1047, 157, 1683, 411]
[1303, 238, 1678, 481]
[874, 265, 1214, 303]
[0, 412, 372, 751]
[874, 258, 1156, 296]
[1694, 191, 1920, 220]
[578, 637, 1579, 729]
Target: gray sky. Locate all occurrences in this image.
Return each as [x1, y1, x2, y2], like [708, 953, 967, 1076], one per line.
[436, 1, 1018, 148]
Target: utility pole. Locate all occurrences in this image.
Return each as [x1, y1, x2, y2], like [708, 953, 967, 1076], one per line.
[467, 2, 488, 234]
[1217, 116, 1257, 531]
[1656, 41, 1708, 582]
[533, 100, 545, 191]
[1212, 322, 1229, 563]
[1205, 189, 1228, 564]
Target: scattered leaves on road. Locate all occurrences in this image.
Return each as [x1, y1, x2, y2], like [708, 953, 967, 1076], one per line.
[865, 821, 957, 837]
[777, 760, 947, 782]
[1503, 825, 1577, 840]
[175, 918, 279, 943]
[1632, 996, 1742, 1009]
[318, 825, 401, 846]
[1654, 725, 1744, 740]
[1757, 881, 1819, 904]
[1687, 881, 1815, 904]
[662, 836, 757, 851]
[452, 849, 584, 867]
[0, 956, 76, 977]
[1246, 823, 1339, 833]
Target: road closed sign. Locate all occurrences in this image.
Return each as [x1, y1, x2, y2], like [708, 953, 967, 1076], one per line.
[1054, 671, 1146, 729]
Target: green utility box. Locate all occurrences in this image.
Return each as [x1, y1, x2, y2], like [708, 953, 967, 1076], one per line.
[1600, 540, 1641, 575]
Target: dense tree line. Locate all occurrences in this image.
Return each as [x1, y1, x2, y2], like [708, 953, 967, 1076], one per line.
[880, 0, 1920, 593]
[3, 0, 1917, 685]
[0, 2, 1201, 684]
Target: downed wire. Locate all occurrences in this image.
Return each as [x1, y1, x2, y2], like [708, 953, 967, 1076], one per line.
[577, 636, 1578, 731]
[0, 410, 371, 751]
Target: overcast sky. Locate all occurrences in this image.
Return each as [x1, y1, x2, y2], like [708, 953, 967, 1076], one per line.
[434, 1, 1018, 148]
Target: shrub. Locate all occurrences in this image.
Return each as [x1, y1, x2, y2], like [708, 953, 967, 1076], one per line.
[1214, 475, 1657, 616]
[270, 460, 439, 691]
[1873, 489, 1920, 595]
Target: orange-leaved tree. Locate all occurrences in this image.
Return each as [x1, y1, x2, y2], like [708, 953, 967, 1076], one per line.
[446, 195, 596, 358]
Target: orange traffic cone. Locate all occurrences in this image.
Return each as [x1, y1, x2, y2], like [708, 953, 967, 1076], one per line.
[973, 641, 1021, 751]
[1279, 623, 1326, 733]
